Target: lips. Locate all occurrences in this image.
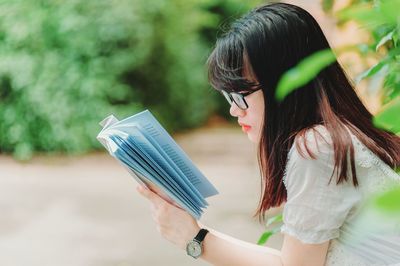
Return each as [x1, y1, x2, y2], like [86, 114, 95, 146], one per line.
[239, 122, 252, 133]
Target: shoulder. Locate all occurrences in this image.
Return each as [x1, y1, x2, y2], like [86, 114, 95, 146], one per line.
[282, 126, 362, 244]
[284, 124, 343, 190]
[289, 124, 334, 163]
[284, 125, 335, 191]
[291, 124, 398, 175]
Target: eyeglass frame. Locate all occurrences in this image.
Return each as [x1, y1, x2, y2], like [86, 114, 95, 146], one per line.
[221, 89, 261, 110]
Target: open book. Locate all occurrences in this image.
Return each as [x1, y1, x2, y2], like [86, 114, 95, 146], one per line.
[97, 110, 218, 219]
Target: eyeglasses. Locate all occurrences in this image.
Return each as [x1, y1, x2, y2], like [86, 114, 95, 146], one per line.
[221, 89, 260, 110]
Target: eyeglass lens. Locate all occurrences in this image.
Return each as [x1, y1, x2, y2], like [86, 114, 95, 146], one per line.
[222, 90, 233, 105]
[221, 91, 248, 110]
[231, 93, 247, 109]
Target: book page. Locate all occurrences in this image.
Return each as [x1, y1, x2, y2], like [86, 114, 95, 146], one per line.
[113, 110, 218, 198]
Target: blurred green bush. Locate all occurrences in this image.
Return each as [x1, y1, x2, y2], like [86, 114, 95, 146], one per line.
[0, 0, 260, 159]
[326, 0, 400, 134]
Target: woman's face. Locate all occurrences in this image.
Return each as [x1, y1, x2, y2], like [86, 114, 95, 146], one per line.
[228, 58, 265, 143]
[229, 89, 264, 143]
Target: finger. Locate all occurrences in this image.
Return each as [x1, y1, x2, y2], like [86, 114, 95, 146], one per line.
[136, 185, 152, 198]
[137, 185, 164, 203]
[170, 201, 184, 210]
[137, 186, 183, 210]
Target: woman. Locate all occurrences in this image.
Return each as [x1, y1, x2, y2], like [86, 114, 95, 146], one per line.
[137, 3, 400, 265]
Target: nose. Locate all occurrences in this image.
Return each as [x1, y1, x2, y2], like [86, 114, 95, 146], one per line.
[229, 103, 245, 118]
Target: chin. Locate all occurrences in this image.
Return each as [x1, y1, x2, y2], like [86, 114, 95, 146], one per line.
[247, 134, 258, 143]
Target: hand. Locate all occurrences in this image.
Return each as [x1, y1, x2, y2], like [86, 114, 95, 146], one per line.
[137, 185, 201, 250]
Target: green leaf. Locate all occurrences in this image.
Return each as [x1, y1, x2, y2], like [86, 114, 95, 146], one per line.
[376, 30, 394, 51]
[380, 0, 400, 25]
[257, 227, 281, 245]
[356, 59, 389, 83]
[372, 186, 400, 214]
[266, 213, 283, 227]
[338, 3, 385, 26]
[275, 49, 336, 101]
[338, 0, 400, 27]
[258, 214, 283, 245]
[373, 96, 400, 134]
[257, 231, 274, 245]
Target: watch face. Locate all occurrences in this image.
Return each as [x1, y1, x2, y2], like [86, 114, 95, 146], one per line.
[186, 240, 202, 258]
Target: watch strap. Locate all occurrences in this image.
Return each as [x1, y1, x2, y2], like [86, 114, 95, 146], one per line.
[194, 228, 209, 243]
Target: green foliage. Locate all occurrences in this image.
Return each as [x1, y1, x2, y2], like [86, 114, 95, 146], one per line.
[0, 0, 262, 159]
[336, 0, 400, 132]
[372, 185, 400, 214]
[373, 97, 400, 133]
[337, 0, 400, 28]
[275, 49, 336, 101]
[276, 0, 400, 134]
[1, 0, 150, 159]
[257, 213, 283, 245]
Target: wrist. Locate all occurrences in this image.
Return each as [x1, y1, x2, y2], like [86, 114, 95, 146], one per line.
[186, 227, 209, 259]
[187, 222, 201, 245]
[180, 222, 201, 250]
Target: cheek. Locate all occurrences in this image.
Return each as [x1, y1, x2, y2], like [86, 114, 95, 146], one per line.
[252, 108, 264, 130]
[254, 119, 263, 139]
[252, 105, 264, 140]
[256, 112, 263, 127]
[246, 92, 264, 131]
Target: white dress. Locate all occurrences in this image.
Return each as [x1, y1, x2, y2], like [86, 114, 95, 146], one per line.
[280, 125, 400, 266]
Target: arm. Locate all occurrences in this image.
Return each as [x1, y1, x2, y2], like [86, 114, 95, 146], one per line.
[201, 226, 283, 266]
[201, 227, 329, 266]
[137, 186, 329, 266]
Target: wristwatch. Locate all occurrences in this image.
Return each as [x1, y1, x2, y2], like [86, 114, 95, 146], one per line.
[186, 228, 209, 259]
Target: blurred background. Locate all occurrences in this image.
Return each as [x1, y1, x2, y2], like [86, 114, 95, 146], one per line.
[1, 0, 397, 265]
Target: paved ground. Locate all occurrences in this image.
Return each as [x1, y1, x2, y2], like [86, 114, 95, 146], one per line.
[0, 123, 283, 266]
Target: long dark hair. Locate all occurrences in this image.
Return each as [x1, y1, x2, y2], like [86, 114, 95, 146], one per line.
[207, 3, 400, 220]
